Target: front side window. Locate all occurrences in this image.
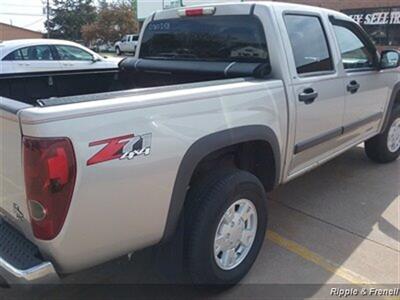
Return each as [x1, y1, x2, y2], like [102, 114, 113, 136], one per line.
[284, 14, 333, 74]
[333, 24, 375, 70]
[4, 45, 54, 61]
[140, 15, 269, 63]
[55, 45, 93, 61]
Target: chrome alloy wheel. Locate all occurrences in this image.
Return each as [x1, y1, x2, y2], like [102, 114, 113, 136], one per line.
[387, 118, 400, 153]
[213, 199, 258, 270]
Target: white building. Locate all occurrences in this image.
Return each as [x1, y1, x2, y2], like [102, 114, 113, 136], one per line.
[136, 0, 243, 21]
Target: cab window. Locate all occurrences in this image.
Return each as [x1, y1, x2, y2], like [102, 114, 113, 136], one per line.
[284, 14, 334, 75]
[333, 24, 375, 70]
[140, 15, 268, 63]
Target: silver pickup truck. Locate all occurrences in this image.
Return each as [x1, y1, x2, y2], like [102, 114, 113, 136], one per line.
[0, 2, 399, 286]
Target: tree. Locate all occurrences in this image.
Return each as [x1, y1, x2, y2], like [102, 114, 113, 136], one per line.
[82, 2, 139, 44]
[48, 0, 96, 41]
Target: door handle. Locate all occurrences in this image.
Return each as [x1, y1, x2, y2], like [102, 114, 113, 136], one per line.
[347, 80, 360, 94]
[299, 88, 318, 104]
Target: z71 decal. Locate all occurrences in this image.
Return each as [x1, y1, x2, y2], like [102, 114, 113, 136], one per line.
[87, 133, 152, 166]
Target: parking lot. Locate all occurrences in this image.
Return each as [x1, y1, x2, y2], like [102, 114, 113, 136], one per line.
[2, 144, 398, 300]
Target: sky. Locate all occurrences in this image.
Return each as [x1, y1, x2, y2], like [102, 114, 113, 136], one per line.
[0, 0, 46, 32]
[0, 0, 236, 32]
[0, 0, 117, 33]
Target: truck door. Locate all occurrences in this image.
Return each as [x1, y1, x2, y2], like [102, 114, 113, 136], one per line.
[131, 35, 139, 53]
[283, 13, 346, 175]
[122, 35, 132, 52]
[330, 19, 390, 139]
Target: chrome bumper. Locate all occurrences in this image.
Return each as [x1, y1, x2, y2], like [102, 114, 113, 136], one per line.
[0, 257, 58, 284]
[0, 220, 59, 284]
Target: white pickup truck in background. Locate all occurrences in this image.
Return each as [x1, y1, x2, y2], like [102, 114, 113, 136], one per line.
[114, 34, 139, 55]
[0, 2, 399, 286]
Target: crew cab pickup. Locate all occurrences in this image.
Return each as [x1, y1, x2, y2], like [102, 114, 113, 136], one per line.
[114, 34, 139, 55]
[0, 2, 399, 285]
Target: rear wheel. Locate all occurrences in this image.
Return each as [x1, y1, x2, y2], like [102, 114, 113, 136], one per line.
[115, 47, 122, 56]
[365, 105, 400, 163]
[184, 169, 268, 285]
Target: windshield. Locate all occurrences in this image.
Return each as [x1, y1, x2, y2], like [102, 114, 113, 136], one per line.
[140, 15, 269, 63]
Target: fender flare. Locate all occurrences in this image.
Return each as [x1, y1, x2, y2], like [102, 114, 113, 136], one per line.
[161, 125, 281, 242]
[381, 81, 400, 133]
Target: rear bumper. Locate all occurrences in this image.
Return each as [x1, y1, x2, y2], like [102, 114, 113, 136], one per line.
[0, 257, 58, 284]
[0, 219, 59, 284]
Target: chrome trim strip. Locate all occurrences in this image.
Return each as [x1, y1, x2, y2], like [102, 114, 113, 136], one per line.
[0, 256, 59, 284]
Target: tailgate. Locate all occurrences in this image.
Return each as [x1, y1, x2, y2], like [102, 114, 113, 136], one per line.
[0, 99, 31, 236]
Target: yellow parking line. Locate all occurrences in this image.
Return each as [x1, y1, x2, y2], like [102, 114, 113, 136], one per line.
[266, 230, 376, 285]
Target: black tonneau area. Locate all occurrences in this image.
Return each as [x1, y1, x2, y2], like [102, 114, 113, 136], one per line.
[0, 59, 271, 106]
[119, 58, 271, 79]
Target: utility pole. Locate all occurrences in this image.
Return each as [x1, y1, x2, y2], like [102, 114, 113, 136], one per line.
[46, 0, 50, 38]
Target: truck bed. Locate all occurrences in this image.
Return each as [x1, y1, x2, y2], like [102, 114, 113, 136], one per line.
[0, 59, 271, 106]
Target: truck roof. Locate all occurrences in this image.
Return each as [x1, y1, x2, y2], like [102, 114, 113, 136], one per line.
[255, 1, 353, 21]
[155, 1, 354, 23]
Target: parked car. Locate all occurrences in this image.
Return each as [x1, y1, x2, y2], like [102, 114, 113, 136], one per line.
[114, 34, 139, 55]
[0, 39, 118, 74]
[0, 2, 399, 286]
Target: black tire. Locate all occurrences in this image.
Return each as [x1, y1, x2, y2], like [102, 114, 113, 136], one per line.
[115, 47, 122, 56]
[365, 105, 400, 163]
[183, 169, 268, 285]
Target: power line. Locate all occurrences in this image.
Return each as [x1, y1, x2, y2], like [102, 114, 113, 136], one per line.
[23, 17, 45, 27]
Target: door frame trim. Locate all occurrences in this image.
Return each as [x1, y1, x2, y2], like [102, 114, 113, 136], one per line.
[294, 127, 342, 154]
[294, 112, 383, 154]
[343, 112, 382, 134]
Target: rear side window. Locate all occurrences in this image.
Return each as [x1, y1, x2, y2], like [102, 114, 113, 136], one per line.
[284, 14, 333, 74]
[3, 49, 24, 61]
[140, 15, 268, 63]
[3, 45, 54, 61]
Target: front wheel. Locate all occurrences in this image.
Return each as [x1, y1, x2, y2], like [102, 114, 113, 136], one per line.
[365, 105, 400, 163]
[184, 169, 268, 285]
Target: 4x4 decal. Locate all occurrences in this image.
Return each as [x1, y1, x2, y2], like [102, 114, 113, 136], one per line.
[87, 133, 152, 166]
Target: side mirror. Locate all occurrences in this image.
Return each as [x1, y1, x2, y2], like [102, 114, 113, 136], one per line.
[92, 56, 101, 63]
[380, 50, 400, 69]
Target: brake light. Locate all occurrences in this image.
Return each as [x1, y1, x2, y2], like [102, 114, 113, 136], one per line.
[23, 137, 76, 240]
[178, 7, 216, 17]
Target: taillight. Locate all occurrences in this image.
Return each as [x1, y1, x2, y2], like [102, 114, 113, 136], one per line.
[178, 7, 216, 17]
[23, 137, 76, 240]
